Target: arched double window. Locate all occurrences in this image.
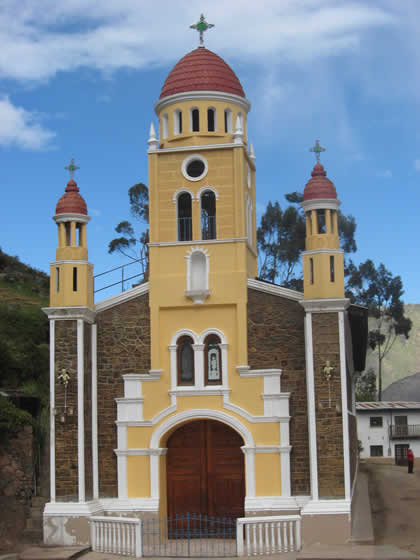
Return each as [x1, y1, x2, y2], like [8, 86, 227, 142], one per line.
[177, 336, 195, 385]
[204, 334, 222, 385]
[201, 190, 216, 240]
[178, 192, 192, 241]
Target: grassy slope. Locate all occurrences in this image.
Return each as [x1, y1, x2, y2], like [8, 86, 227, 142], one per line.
[365, 304, 420, 390]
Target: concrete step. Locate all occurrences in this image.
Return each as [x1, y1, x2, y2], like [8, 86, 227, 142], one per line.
[297, 544, 418, 560]
[351, 467, 375, 544]
[19, 547, 89, 560]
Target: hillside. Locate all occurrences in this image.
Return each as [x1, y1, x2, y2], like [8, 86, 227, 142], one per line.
[365, 303, 420, 391]
[0, 249, 49, 394]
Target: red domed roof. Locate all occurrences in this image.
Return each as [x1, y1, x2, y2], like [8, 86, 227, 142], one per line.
[303, 163, 337, 201]
[55, 180, 87, 215]
[160, 47, 245, 99]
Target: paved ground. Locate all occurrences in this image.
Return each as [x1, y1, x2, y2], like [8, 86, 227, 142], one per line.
[365, 458, 420, 557]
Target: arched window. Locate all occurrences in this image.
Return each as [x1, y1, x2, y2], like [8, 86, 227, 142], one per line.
[201, 190, 216, 240]
[191, 108, 200, 132]
[204, 334, 222, 385]
[316, 209, 326, 234]
[224, 109, 232, 133]
[178, 192, 192, 241]
[174, 109, 182, 135]
[208, 108, 216, 132]
[177, 336, 195, 385]
[162, 114, 168, 139]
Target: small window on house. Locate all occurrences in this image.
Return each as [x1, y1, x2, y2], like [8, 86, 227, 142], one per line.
[174, 110, 182, 134]
[201, 190, 216, 240]
[204, 334, 222, 385]
[310, 258, 314, 284]
[177, 336, 194, 385]
[178, 192, 192, 241]
[224, 109, 232, 133]
[330, 255, 335, 282]
[73, 267, 78, 292]
[162, 114, 169, 139]
[370, 445, 383, 457]
[208, 108, 215, 132]
[317, 209, 326, 234]
[191, 108, 199, 132]
[65, 222, 71, 246]
[55, 267, 60, 293]
[370, 417, 383, 427]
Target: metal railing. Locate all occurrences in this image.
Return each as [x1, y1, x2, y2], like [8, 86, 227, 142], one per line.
[90, 515, 142, 557]
[236, 515, 301, 556]
[178, 217, 192, 241]
[94, 258, 146, 295]
[390, 424, 420, 439]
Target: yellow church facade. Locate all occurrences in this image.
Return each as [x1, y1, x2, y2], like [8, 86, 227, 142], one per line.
[43, 34, 367, 552]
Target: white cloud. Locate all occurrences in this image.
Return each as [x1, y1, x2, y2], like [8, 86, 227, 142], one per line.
[0, 96, 55, 150]
[0, 1, 395, 82]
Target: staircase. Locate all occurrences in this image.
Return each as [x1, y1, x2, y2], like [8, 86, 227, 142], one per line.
[23, 496, 47, 544]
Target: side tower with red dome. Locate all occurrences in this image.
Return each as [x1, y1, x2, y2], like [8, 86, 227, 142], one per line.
[50, 163, 94, 308]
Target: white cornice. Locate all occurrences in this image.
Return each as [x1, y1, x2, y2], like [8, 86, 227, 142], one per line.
[149, 237, 248, 247]
[99, 498, 160, 512]
[44, 500, 103, 517]
[95, 282, 149, 312]
[299, 298, 350, 313]
[301, 499, 351, 515]
[53, 213, 90, 224]
[122, 371, 162, 382]
[302, 249, 343, 256]
[247, 278, 303, 302]
[42, 306, 95, 323]
[301, 199, 341, 212]
[169, 388, 231, 397]
[155, 90, 251, 115]
[150, 142, 245, 154]
[244, 497, 308, 511]
[237, 366, 283, 378]
[51, 260, 93, 266]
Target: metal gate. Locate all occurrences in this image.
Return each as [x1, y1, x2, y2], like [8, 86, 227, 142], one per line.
[142, 513, 237, 557]
[395, 443, 409, 466]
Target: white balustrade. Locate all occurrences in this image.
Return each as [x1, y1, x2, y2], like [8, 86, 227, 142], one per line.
[236, 515, 301, 556]
[90, 515, 142, 557]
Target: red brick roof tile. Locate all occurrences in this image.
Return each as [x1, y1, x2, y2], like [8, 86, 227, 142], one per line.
[55, 180, 87, 215]
[303, 163, 337, 201]
[160, 47, 245, 99]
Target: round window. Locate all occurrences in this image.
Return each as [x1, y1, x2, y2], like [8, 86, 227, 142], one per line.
[186, 160, 205, 178]
[182, 154, 208, 182]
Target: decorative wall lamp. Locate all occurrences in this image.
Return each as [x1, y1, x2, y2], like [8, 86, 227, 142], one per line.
[55, 368, 73, 422]
[322, 360, 334, 408]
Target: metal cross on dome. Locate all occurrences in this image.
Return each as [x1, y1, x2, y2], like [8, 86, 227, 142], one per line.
[190, 14, 214, 47]
[309, 139, 326, 163]
[65, 157, 80, 180]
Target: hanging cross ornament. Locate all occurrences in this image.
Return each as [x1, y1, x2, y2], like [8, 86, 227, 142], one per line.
[309, 139, 326, 163]
[65, 158, 80, 180]
[190, 14, 214, 47]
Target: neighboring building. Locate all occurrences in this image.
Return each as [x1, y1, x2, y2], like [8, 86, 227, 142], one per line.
[356, 402, 420, 462]
[42, 32, 368, 549]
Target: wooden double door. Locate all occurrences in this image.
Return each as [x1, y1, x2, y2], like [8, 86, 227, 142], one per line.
[166, 420, 245, 519]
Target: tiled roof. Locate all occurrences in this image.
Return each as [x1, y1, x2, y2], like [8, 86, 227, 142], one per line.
[55, 180, 87, 215]
[160, 47, 245, 99]
[303, 163, 337, 201]
[356, 401, 420, 410]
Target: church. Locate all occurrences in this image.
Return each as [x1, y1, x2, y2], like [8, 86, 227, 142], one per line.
[43, 18, 367, 551]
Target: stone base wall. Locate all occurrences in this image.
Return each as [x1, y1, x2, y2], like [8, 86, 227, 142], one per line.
[43, 514, 90, 546]
[0, 425, 33, 552]
[301, 513, 351, 546]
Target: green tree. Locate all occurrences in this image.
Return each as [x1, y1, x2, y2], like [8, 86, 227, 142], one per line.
[257, 192, 357, 288]
[346, 259, 412, 400]
[355, 367, 377, 401]
[108, 183, 149, 278]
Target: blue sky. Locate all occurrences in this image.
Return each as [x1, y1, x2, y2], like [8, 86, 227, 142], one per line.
[0, 0, 418, 303]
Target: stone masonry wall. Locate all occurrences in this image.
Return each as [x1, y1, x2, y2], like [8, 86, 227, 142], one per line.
[312, 313, 344, 498]
[55, 320, 78, 500]
[0, 425, 33, 552]
[247, 288, 310, 495]
[96, 293, 150, 497]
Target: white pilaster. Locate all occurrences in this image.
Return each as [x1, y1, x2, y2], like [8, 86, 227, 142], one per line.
[339, 311, 351, 500]
[91, 323, 99, 501]
[169, 345, 177, 390]
[77, 319, 85, 503]
[193, 344, 205, 388]
[304, 312, 319, 500]
[49, 319, 56, 502]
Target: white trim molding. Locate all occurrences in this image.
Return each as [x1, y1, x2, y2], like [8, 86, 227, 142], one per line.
[301, 499, 351, 516]
[155, 90, 251, 115]
[91, 324, 99, 500]
[302, 249, 344, 256]
[247, 278, 302, 302]
[42, 306, 95, 323]
[95, 282, 149, 313]
[300, 298, 350, 314]
[301, 198, 341, 212]
[339, 311, 351, 501]
[181, 154, 209, 182]
[304, 312, 319, 501]
[49, 319, 56, 503]
[185, 246, 210, 304]
[245, 496, 308, 512]
[149, 237, 248, 248]
[197, 185, 219, 200]
[77, 320, 85, 503]
[172, 187, 195, 204]
[53, 213, 90, 224]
